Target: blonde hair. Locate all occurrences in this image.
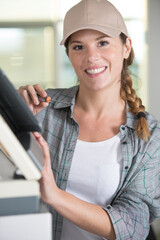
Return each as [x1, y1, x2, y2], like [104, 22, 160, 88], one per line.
[120, 33, 150, 141]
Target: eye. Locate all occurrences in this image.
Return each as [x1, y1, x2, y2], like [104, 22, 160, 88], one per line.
[98, 41, 109, 47]
[73, 45, 84, 51]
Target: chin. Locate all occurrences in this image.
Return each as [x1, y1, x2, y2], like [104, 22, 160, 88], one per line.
[88, 84, 108, 91]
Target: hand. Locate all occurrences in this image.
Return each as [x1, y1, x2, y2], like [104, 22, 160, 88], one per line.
[33, 132, 59, 204]
[18, 84, 49, 115]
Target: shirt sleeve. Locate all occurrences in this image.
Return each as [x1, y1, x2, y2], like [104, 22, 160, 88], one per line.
[103, 145, 160, 240]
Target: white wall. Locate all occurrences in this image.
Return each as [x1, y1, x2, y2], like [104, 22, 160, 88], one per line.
[147, 0, 160, 120]
[0, 0, 55, 21]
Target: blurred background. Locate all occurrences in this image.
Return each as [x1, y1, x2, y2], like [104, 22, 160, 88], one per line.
[0, 0, 160, 238]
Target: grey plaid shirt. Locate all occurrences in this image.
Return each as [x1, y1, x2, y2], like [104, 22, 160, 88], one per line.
[36, 86, 160, 240]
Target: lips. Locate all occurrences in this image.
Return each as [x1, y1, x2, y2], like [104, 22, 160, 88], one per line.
[85, 66, 107, 75]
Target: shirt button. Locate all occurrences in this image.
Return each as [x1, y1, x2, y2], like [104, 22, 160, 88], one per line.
[125, 166, 129, 170]
[122, 141, 127, 144]
[106, 206, 111, 210]
[121, 127, 125, 131]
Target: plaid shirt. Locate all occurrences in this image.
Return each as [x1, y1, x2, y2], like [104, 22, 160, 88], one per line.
[36, 86, 160, 240]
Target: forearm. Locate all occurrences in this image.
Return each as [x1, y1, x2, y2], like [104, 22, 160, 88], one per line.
[49, 188, 116, 240]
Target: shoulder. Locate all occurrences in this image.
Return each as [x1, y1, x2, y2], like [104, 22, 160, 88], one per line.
[127, 110, 160, 158]
[141, 112, 160, 158]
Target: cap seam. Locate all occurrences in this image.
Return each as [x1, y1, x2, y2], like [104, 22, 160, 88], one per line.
[116, 11, 121, 33]
[86, 0, 88, 24]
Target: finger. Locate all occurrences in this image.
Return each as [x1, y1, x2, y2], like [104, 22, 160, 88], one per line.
[18, 86, 25, 95]
[19, 85, 39, 106]
[33, 132, 51, 168]
[39, 137, 50, 166]
[38, 101, 49, 109]
[18, 87, 34, 112]
[34, 84, 47, 98]
[25, 85, 40, 105]
[33, 131, 41, 138]
[23, 89, 34, 111]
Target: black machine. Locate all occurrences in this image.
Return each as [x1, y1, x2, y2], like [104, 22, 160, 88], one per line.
[0, 69, 44, 172]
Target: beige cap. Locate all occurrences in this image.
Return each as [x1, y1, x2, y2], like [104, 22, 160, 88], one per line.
[60, 0, 128, 45]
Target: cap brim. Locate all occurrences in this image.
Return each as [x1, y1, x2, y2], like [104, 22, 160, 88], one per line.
[60, 25, 122, 45]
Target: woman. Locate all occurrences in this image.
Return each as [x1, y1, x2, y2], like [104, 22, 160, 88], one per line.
[19, 0, 160, 239]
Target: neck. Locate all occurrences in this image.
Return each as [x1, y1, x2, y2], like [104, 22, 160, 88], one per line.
[76, 85, 125, 119]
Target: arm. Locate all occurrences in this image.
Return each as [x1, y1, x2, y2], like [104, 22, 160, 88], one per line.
[104, 143, 160, 239]
[33, 132, 116, 240]
[18, 84, 49, 115]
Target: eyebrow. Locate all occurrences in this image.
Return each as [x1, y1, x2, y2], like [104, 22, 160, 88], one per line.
[69, 40, 82, 45]
[96, 35, 109, 40]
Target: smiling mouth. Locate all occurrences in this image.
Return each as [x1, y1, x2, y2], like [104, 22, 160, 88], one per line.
[85, 67, 106, 75]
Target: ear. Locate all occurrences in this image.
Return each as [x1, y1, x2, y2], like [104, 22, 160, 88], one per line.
[123, 37, 132, 59]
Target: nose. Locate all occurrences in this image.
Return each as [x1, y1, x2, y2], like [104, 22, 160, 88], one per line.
[88, 56, 99, 63]
[87, 48, 100, 63]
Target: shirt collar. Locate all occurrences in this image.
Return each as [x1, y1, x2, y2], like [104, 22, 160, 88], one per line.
[47, 85, 79, 109]
[48, 86, 138, 130]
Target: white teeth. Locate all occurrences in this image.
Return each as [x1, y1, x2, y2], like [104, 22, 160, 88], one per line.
[86, 67, 105, 74]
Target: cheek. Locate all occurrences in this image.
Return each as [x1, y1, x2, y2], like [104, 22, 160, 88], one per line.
[109, 52, 117, 61]
[111, 50, 124, 67]
[69, 59, 83, 79]
[70, 55, 84, 72]
[69, 56, 78, 69]
[103, 48, 117, 62]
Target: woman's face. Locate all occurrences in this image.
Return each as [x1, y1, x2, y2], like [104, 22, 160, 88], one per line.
[68, 29, 131, 92]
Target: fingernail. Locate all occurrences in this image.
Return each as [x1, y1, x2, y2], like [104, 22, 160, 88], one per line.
[34, 132, 39, 136]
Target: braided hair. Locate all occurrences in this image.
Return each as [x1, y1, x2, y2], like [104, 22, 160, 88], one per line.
[120, 33, 150, 141]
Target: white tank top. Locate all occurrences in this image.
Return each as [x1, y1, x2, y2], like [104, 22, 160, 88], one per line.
[61, 133, 123, 240]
